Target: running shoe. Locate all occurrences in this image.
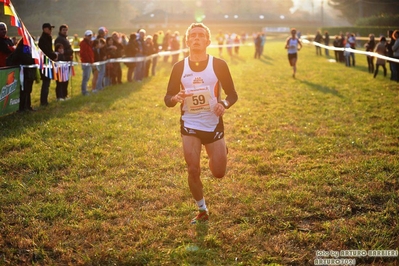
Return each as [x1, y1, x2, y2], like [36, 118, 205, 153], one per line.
[191, 210, 209, 224]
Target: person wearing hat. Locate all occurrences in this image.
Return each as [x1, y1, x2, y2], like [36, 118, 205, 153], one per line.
[38, 22, 58, 106]
[97, 27, 108, 40]
[79, 30, 94, 96]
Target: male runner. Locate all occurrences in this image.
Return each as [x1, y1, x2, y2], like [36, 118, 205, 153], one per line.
[285, 28, 302, 78]
[164, 23, 238, 224]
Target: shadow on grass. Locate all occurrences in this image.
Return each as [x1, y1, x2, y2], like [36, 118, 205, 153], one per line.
[344, 63, 370, 74]
[231, 54, 246, 62]
[262, 54, 273, 60]
[298, 79, 344, 98]
[181, 223, 211, 264]
[258, 58, 273, 65]
[332, 59, 371, 74]
[185, 223, 209, 251]
[195, 222, 209, 243]
[0, 79, 146, 141]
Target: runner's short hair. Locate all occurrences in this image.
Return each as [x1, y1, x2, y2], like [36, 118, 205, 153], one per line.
[185, 23, 211, 42]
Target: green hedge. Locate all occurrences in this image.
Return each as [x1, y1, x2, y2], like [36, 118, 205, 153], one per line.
[356, 14, 399, 28]
[321, 14, 399, 38]
[321, 26, 396, 38]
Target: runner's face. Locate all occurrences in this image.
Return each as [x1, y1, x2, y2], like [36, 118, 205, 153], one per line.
[186, 27, 210, 51]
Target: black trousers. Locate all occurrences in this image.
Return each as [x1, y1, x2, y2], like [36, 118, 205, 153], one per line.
[19, 78, 34, 111]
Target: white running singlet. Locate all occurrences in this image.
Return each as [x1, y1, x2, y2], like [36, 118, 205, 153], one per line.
[181, 55, 220, 132]
[287, 38, 299, 54]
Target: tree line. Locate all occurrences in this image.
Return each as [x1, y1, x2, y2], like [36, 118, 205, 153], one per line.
[1, 0, 398, 37]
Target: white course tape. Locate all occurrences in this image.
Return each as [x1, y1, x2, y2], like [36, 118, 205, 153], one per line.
[304, 39, 399, 63]
[26, 43, 246, 68]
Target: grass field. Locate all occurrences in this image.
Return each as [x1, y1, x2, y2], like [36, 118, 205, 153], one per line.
[0, 39, 398, 265]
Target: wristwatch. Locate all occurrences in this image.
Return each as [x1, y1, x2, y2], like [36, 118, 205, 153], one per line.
[219, 100, 229, 109]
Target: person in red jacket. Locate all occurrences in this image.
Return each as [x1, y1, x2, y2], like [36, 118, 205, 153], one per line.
[0, 22, 15, 67]
[79, 30, 94, 95]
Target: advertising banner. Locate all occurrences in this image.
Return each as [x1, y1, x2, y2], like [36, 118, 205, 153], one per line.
[0, 67, 20, 117]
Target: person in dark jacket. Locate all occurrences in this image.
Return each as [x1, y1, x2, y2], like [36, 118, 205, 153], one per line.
[144, 35, 154, 78]
[152, 33, 160, 76]
[54, 24, 73, 99]
[125, 33, 138, 82]
[338, 33, 345, 63]
[391, 30, 399, 82]
[104, 36, 115, 86]
[324, 31, 330, 56]
[134, 29, 146, 82]
[314, 30, 323, 56]
[364, 34, 376, 74]
[0, 22, 15, 67]
[254, 32, 262, 59]
[373, 36, 387, 78]
[38, 23, 58, 106]
[170, 31, 180, 65]
[386, 30, 397, 81]
[6, 39, 37, 112]
[54, 24, 73, 61]
[93, 38, 107, 91]
[333, 35, 340, 62]
[54, 43, 69, 100]
[111, 32, 124, 84]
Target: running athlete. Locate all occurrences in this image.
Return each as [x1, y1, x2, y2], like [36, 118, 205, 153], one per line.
[285, 28, 302, 78]
[164, 23, 238, 224]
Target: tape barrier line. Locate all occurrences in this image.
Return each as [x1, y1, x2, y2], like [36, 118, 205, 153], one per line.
[21, 43, 249, 69]
[303, 38, 399, 63]
[22, 40, 396, 69]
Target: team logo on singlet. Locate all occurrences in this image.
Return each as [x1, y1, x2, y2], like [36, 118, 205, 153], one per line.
[193, 77, 204, 85]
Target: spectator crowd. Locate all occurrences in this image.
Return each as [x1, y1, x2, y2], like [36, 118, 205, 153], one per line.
[311, 29, 399, 81]
[0, 22, 248, 114]
[1, 20, 398, 115]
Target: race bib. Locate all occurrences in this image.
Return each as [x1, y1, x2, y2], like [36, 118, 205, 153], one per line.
[185, 87, 213, 113]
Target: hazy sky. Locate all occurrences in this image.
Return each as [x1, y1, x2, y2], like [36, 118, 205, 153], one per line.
[290, 0, 327, 14]
[289, 0, 348, 26]
[144, 0, 335, 15]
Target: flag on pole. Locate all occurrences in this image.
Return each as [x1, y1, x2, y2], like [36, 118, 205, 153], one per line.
[2, 0, 41, 63]
[3, 1, 21, 28]
[2, 0, 63, 79]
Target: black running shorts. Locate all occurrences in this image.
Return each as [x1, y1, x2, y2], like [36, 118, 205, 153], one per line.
[181, 126, 224, 145]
